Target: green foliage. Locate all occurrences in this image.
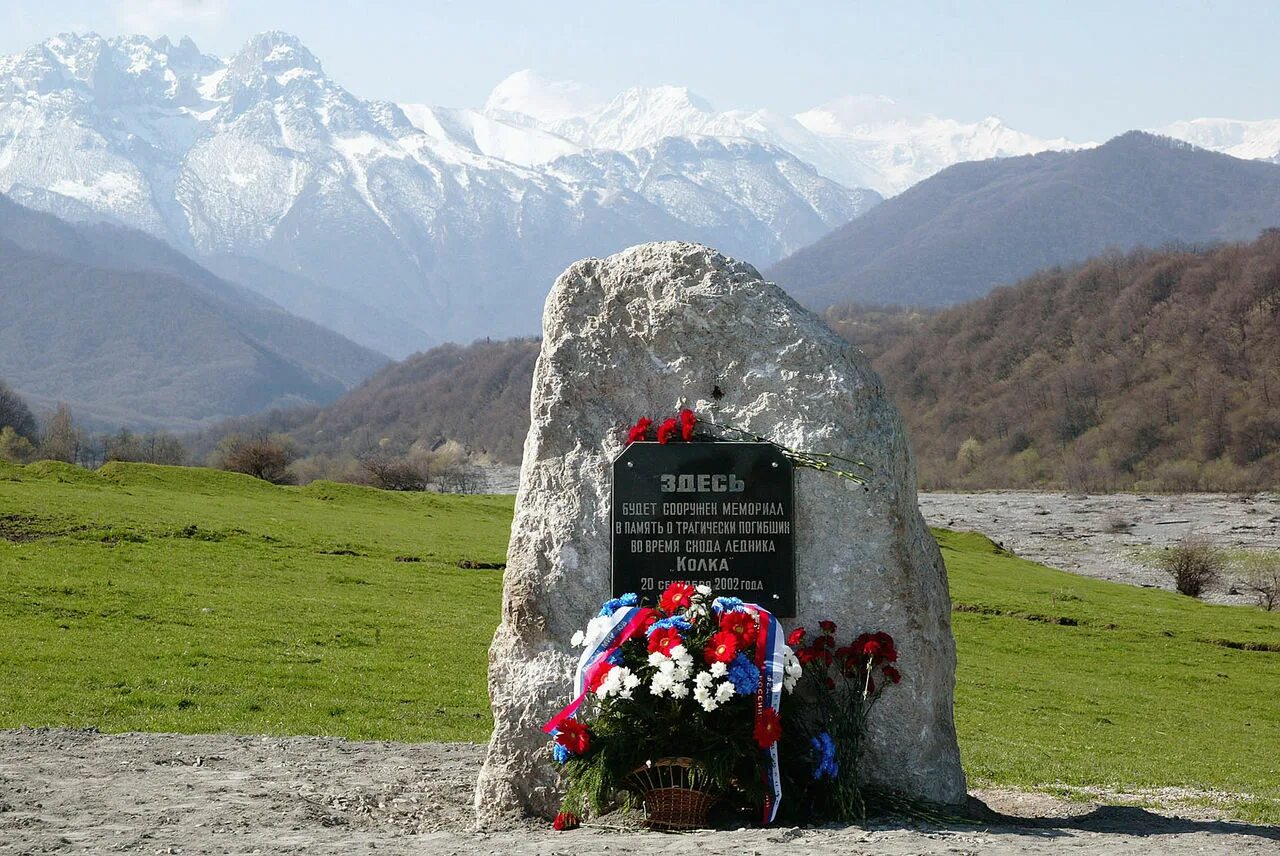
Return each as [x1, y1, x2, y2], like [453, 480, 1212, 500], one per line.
[0, 378, 38, 441]
[0, 471, 1278, 822]
[0, 426, 36, 464]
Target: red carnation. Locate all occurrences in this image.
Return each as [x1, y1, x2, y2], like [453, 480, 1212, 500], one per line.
[811, 634, 832, 652]
[796, 647, 815, 665]
[553, 811, 580, 831]
[657, 417, 679, 444]
[659, 581, 696, 613]
[719, 610, 758, 646]
[554, 720, 590, 756]
[626, 417, 652, 444]
[786, 627, 806, 647]
[679, 408, 697, 441]
[819, 620, 837, 636]
[648, 626, 683, 656]
[824, 676, 836, 690]
[753, 708, 782, 749]
[874, 632, 898, 663]
[586, 662, 614, 693]
[883, 665, 902, 684]
[705, 630, 739, 664]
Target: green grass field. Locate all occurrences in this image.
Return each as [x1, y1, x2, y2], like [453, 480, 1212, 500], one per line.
[1, 462, 1277, 821]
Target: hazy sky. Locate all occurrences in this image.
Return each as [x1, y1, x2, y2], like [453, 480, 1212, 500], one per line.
[2, 0, 1275, 140]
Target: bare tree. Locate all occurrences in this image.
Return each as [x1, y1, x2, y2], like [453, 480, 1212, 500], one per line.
[356, 452, 430, 491]
[1240, 553, 1280, 611]
[41, 404, 79, 464]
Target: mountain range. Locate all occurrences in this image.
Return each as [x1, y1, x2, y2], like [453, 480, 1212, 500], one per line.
[5, 30, 1280, 363]
[769, 132, 1280, 309]
[0, 194, 386, 430]
[0, 32, 876, 357]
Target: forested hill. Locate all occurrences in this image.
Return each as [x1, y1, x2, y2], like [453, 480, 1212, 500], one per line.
[768, 132, 1280, 310]
[211, 237, 1280, 491]
[203, 338, 540, 465]
[876, 233, 1280, 490]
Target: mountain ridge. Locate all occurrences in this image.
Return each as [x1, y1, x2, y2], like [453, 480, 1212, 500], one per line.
[0, 194, 387, 430]
[768, 132, 1280, 309]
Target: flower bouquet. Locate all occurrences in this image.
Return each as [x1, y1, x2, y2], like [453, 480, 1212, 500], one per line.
[776, 622, 903, 824]
[546, 583, 797, 829]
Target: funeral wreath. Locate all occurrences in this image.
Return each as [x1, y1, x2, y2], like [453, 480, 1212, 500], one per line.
[545, 582, 903, 829]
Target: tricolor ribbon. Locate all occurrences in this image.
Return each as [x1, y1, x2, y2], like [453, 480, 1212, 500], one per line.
[543, 606, 655, 735]
[749, 603, 786, 824]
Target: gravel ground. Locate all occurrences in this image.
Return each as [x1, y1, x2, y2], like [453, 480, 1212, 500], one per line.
[920, 491, 1279, 606]
[1, 729, 1276, 855]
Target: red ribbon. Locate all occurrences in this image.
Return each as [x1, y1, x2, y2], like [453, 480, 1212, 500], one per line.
[543, 607, 656, 735]
[752, 606, 775, 823]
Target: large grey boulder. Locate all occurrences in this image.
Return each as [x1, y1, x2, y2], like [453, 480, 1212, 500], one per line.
[474, 241, 965, 825]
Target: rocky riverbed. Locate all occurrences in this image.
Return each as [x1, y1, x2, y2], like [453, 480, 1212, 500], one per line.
[919, 491, 1279, 606]
[1, 729, 1276, 855]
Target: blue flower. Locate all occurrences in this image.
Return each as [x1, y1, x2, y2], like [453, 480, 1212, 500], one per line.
[711, 596, 744, 614]
[645, 615, 692, 637]
[810, 732, 838, 780]
[726, 653, 761, 695]
[553, 743, 571, 764]
[599, 592, 638, 617]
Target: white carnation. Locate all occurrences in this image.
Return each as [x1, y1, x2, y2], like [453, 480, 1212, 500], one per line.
[570, 630, 586, 647]
[583, 615, 613, 647]
[715, 681, 735, 703]
[710, 661, 728, 678]
[693, 684, 719, 712]
[669, 681, 690, 700]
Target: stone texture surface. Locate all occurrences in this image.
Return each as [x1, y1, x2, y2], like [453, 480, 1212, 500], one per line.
[474, 241, 965, 825]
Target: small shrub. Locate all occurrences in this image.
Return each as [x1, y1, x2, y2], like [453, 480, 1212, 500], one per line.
[1104, 513, 1134, 534]
[1157, 534, 1224, 598]
[216, 434, 296, 484]
[358, 454, 429, 491]
[1240, 553, 1280, 611]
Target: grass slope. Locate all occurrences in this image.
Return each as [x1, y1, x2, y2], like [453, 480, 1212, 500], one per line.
[1, 464, 1277, 820]
[0, 461, 510, 742]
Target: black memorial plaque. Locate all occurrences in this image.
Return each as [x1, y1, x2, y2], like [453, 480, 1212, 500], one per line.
[611, 441, 795, 616]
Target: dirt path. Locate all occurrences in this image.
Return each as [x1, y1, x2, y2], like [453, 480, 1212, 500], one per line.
[1, 729, 1275, 855]
[920, 491, 1279, 606]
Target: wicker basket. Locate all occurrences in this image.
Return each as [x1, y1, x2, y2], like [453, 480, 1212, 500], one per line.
[625, 757, 720, 830]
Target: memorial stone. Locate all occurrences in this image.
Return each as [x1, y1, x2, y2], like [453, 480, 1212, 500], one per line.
[474, 241, 965, 825]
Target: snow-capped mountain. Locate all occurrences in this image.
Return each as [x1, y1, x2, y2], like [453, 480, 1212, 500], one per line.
[1154, 118, 1280, 164]
[0, 33, 877, 357]
[470, 72, 1083, 195]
